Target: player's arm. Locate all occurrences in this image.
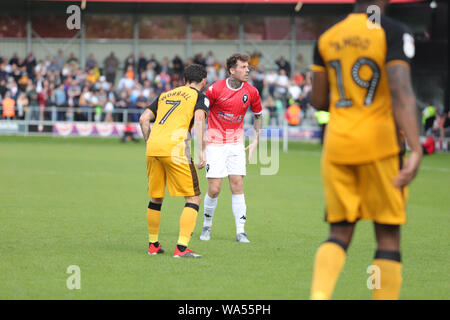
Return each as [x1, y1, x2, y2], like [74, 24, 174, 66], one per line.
[246, 90, 263, 162]
[193, 94, 209, 169]
[387, 63, 422, 188]
[193, 109, 206, 169]
[139, 96, 158, 142]
[384, 22, 422, 188]
[310, 39, 329, 110]
[311, 71, 329, 111]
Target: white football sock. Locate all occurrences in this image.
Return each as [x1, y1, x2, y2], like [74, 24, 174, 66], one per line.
[232, 193, 246, 234]
[203, 194, 218, 228]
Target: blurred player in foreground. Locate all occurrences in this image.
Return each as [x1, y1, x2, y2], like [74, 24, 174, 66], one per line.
[199, 53, 263, 243]
[139, 64, 209, 258]
[310, 0, 422, 299]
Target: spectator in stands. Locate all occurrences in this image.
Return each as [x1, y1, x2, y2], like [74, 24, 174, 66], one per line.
[275, 69, 289, 101]
[9, 53, 19, 67]
[0, 63, 8, 82]
[292, 71, 305, 86]
[137, 52, 147, 75]
[217, 62, 226, 80]
[275, 56, 291, 77]
[55, 50, 65, 70]
[86, 53, 97, 71]
[288, 80, 302, 104]
[145, 63, 156, 84]
[285, 102, 301, 126]
[172, 55, 184, 77]
[0, 78, 7, 98]
[104, 98, 114, 123]
[2, 91, 16, 119]
[193, 53, 206, 67]
[78, 86, 92, 121]
[295, 53, 305, 73]
[136, 91, 149, 111]
[155, 70, 170, 91]
[160, 57, 172, 75]
[34, 60, 47, 76]
[103, 52, 119, 85]
[97, 88, 108, 121]
[11, 63, 22, 84]
[249, 51, 262, 69]
[16, 92, 29, 120]
[49, 57, 60, 73]
[25, 53, 36, 79]
[55, 83, 67, 121]
[67, 52, 79, 66]
[86, 68, 98, 86]
[124, 53, 135, 74]
[125, 89, 139, 122]
[263, 95, 279, 126]
[250, 67, 265, 97]
[26, 83, 39, 120]
[115, 91, 128, 122]
[264, 69, 277, 98]
[148, 54, 161, 74]
[95, 75, 110, 91]
[8, 77, 19, 100]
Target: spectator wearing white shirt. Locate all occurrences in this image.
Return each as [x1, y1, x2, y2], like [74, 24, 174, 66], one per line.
[264, 69, 277, 97]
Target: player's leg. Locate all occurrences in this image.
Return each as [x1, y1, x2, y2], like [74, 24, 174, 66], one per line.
[147, 197, 165, 255]
[228, 174, 249, 242]
[200, 178, 222, 240]
[371, 223, 402, 300]
[174, 194, 202, 258]
[311, 157, 360, 299]
[227, 143, 249, 242]
[146, 156, 166, 255]
[311, 222, 355, 300]
[200, 144, 227, 241]
[163, 155, 202, 258]
[359, 155, 406, 299]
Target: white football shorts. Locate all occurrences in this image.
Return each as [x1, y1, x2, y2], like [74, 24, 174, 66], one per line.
[205, 143, 246, 178]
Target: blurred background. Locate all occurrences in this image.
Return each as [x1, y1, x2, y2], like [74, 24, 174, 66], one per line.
[0, 0, 448, 147]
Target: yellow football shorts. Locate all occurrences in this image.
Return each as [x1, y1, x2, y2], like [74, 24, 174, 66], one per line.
[322, 154, 408, 225]
[146, 155, 200, 198]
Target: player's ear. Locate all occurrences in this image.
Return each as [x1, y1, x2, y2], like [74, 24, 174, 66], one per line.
[201, 78, 207, 90]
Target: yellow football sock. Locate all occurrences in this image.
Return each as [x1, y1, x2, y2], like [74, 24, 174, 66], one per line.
[147, 202, 162, 243]
[311, 241, 347, 300]
[177, 204, 199, 247]
[372, 259, 402, 300]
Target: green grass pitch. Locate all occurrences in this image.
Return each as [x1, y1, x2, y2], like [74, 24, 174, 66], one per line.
[0, 136, 448, 299]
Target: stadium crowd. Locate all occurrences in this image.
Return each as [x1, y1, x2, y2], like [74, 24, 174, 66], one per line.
[0, 50, 315, 126]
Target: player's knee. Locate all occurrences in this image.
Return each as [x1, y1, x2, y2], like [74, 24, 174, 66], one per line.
[185, 195, 201, 206]
[150, 197, 163, 205]
[229, 179, 244, 194]
[208, 186, 221, 198]
[374, 223, 400, 251]
[329, 221, 355, 248]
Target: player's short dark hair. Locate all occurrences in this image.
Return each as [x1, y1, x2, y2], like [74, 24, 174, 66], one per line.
[183, 64, 207, 84]
[226, 53, 250, 74]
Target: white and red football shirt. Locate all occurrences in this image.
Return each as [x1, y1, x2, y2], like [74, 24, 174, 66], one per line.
[205, 78, 262, 144]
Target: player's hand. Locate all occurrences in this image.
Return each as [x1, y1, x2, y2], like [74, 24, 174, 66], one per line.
[197, 151, 206, 170]
[393, 149, 422, 189]
[245, 140, 258, 163]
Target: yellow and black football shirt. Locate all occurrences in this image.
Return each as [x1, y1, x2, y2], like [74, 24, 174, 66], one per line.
[311, 13, 415, 164]
[146, 85, 209, 157]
